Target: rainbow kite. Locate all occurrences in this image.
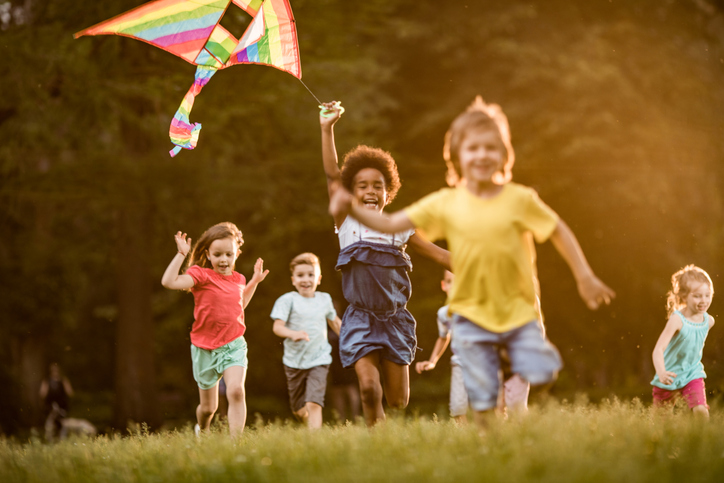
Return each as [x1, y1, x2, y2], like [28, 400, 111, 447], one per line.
[75, 0, 301, 157]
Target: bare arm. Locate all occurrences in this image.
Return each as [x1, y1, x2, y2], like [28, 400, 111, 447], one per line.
[549, 220, 615, 310]
[161, 232, 195, 290]
[272, 319, 309, 342]
[408, 233, 451, 270]
[243, 258, 269, 309]
[415, 336, 451, 374]
[62, 378, 74, 397]
[328, 315, 342, 336]
[330, 186, 416, 234]
[652, 314, 683, 385]
[39, 380, 48, 399]
[320, 102, 346, 228]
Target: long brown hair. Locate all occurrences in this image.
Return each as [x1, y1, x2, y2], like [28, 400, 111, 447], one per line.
[665, 265, 713, 318]
[186, 222, 244, 270]
[443, 96, 515, 187]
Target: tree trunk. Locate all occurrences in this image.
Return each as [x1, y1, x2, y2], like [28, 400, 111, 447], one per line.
[114, 206, 160, 430]
[10, 335, 45, 427]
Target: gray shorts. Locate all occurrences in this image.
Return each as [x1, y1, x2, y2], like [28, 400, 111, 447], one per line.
[284, 364, 330, 412]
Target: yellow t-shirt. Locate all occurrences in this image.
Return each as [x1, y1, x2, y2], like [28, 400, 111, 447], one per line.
[404, 183, 559, 333]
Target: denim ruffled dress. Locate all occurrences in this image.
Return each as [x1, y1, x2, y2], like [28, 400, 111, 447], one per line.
[336, 238, 417, 368]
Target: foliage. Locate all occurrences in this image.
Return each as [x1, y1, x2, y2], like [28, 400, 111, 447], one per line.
[1, 0, 723, 432]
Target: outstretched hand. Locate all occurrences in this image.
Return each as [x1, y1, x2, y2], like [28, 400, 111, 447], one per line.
[329, 180, 354, 220]
[577, 274, 616, 310]
[415, 361, 436, 374]
[319, 101, 344, 128]
[251, 258, 269, 283]
[174, 231, 192, 256]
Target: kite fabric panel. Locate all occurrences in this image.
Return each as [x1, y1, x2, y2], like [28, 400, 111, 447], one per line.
[74, 0, 301, 156]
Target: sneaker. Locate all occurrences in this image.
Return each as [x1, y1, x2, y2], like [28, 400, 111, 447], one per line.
[194, 424, 201, 438]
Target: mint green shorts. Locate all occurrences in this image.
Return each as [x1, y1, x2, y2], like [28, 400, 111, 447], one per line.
[191, 337, 248, 390]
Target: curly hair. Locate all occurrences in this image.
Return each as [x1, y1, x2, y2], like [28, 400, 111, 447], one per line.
[665, 265, 714, 318]
[187, 222, 244, 270]
[340, 145, 401, 204]
[443, 96, 515, 187]
[289, 252, 321, 273]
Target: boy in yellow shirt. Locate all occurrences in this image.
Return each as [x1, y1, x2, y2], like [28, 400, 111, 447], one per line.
[329, 97, 615, 428]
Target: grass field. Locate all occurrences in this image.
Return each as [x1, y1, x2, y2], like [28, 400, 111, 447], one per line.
[2, 398, 723, 482]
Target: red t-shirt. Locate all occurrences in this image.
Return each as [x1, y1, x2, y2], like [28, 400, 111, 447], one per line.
[186, 265, 246, 350]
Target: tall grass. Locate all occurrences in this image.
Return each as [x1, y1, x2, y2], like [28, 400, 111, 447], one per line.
[2, 398, 723, 482]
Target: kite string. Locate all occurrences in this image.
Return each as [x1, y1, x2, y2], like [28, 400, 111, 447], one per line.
[297, 78, 323, 105]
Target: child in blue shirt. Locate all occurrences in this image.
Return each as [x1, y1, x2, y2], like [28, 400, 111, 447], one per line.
[271, 253, 341, 429]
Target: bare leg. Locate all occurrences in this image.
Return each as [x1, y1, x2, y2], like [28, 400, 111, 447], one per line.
[306, 402, 323, 429]
[503, 374, 530, 416]
[692, 405, 709, 418]
[473, 409, 495, 433]
[453, 414, 468, 425]
[380, 358, 410, 417]
[197, 384, 219, 431]
[223, 365, 247, 437]
[355, 353, 385, 426]
[293, 406, 309, 424]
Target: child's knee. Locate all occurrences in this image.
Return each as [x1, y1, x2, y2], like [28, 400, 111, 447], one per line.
[198, 401, 218, 416]
[387, 396, 408, 410]
[358, 381, 382, 405]
[692, 405, 709, 417]
[226, 385, 246, 403]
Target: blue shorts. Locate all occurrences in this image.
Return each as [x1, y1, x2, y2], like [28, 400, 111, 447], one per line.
[191, 337, 248, 390]
[451, 315, 562, 412]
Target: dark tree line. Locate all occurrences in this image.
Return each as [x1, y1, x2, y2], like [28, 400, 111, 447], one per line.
[1, 0, 723, 434]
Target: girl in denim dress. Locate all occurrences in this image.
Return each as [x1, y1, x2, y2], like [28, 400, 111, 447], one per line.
[319, 102, 450, 426]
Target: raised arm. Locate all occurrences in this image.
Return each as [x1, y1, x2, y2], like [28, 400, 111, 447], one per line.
[243, 258, 269, 308]
[415, 335, 451, 374]
[320, 102, 346, 227]
[161, 231, 195, 290]
[549, 219, 615, 310]
[652, 314, 683, 385]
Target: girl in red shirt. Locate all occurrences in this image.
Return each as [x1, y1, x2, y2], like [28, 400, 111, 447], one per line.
[162, 222, 268, 437]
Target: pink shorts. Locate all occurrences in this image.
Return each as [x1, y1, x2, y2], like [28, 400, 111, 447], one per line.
[652, 378, 708, 410]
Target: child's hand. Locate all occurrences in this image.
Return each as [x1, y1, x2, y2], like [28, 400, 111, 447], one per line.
[657, 370, 676, 386]
[291, 331, 310, 342]
[319, 101, 344, 128]
[174, 231, 192, 256]
[329, 180, 354, 219]
[415, 361, 436, 374]
[577, 274, 615, 310]
[251, 258, 269, 283]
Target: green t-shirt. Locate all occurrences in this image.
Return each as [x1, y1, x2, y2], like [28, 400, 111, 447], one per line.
[405, 183, 559, 333]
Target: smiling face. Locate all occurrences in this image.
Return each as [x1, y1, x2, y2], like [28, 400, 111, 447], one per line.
[352, 167, 387, 213]
[291, 263, 321, 297]
[458, 128, 506, 186]
[682, 281, 713, 318]
[206, 236, 240, 276]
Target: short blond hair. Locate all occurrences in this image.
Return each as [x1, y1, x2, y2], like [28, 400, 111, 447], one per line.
[289, 252, 320, 273]
[443, 96, 515, 187]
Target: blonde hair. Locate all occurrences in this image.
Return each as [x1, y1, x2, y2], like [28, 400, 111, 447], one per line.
[665, 265, 713, 318]
[443, 96, 515, 187]
[289, 252, 320, 273]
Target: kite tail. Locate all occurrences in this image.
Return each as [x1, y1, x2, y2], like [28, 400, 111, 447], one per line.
[169, 66, 217, 157]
